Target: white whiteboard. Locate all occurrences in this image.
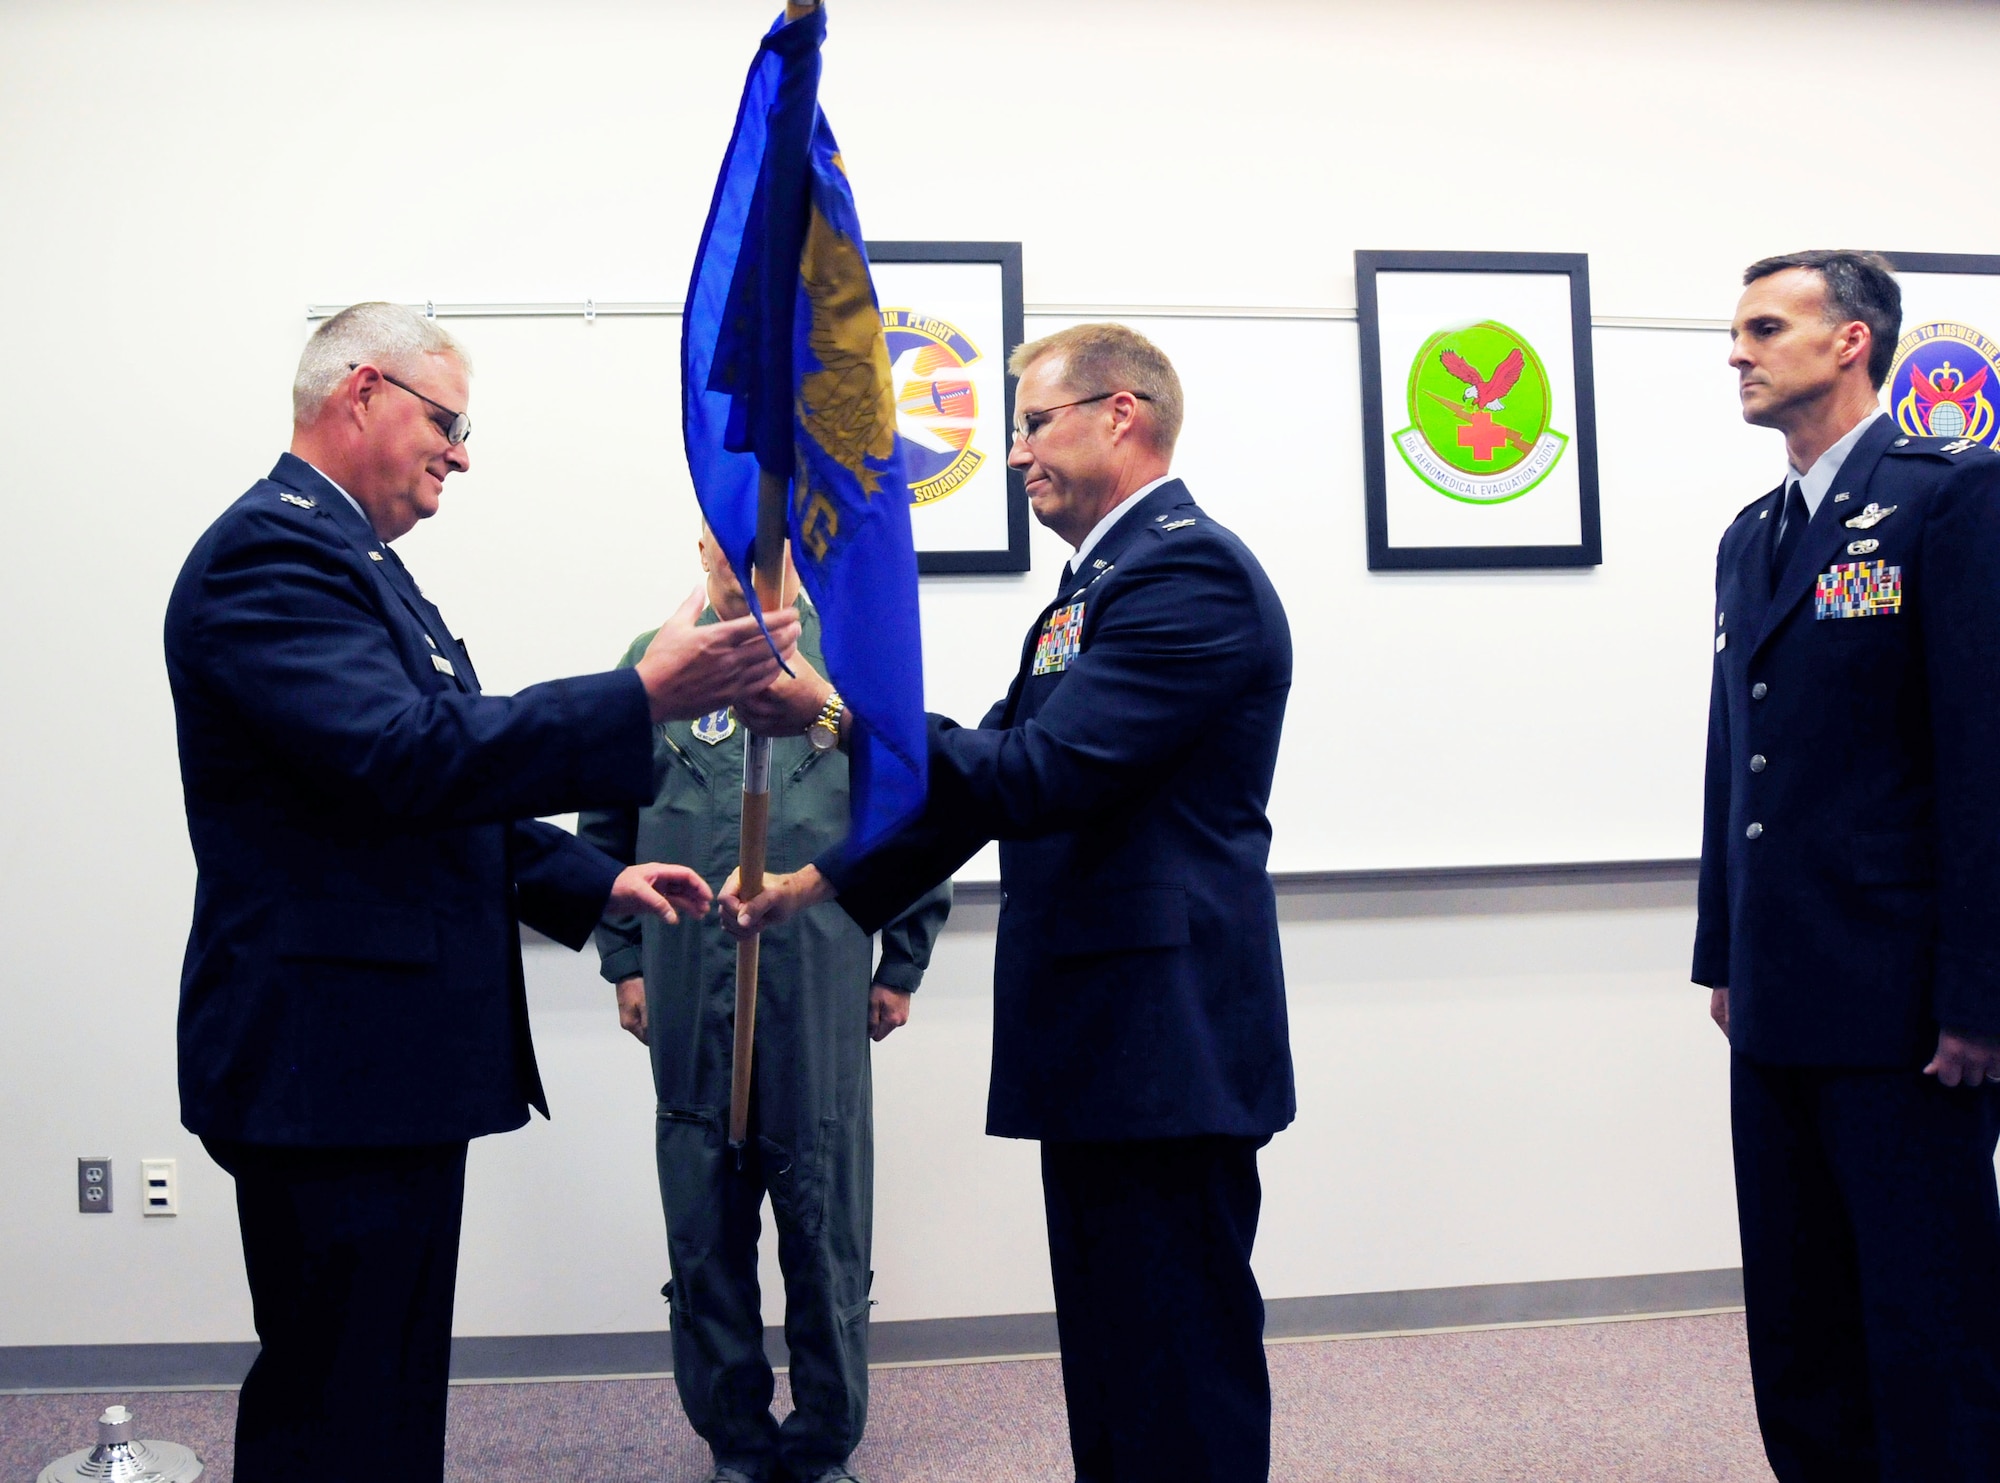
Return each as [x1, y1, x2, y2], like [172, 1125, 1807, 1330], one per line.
[382, 310, 1773, 877]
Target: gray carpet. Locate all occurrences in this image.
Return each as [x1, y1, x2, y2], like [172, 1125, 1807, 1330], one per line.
[1, 1312, 1771, 1481]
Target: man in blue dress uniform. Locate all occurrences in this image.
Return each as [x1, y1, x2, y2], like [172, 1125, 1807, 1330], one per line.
[164, 302, 798, 1481]
[1697, 251, 2000, 1481]
[724, 324, 1296, 1482]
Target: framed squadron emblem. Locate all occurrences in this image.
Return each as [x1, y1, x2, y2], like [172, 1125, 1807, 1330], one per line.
[1880, 252, 2000, 451]
[1356, 250, 1603, 570]
[867, 242, 1029, 574]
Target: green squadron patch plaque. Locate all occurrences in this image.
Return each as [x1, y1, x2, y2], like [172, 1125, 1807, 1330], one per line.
[1394, 320, 1569, 504]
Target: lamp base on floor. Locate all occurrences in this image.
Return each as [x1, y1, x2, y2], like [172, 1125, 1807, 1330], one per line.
[39, 1404, 203, 1483]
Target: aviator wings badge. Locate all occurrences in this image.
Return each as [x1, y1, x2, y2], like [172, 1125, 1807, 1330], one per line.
[1843, 502, 1897, 530]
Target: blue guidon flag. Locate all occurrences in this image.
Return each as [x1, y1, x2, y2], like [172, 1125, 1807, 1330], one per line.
[682, 4, 925, 852]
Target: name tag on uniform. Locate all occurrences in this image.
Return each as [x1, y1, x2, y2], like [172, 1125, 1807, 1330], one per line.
[1815, 560, 1902, 619]
[431, 653, 457, 675]
[1032, 601, 1085, 676]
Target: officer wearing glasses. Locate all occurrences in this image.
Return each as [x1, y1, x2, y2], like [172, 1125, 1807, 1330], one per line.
[726, 322, 1296, 1483]
[164, 301, 799, 1482]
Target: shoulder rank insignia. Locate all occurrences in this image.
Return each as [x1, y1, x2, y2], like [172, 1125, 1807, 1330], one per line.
[430, 653, 456, 676]
[1162, 518, 1198, 531]
[278, 492, 315, 510]
[1844, 502, 1897, 529]
[691, 708, 736, 746]
[1943, 438, 1979, 455]
[1032, 601, 1085, 676]
[368, 550, 385, 561]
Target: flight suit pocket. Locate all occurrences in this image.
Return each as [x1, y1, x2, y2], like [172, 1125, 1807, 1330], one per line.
[275, 900, 438, 965]
[760, 1133, 827, 1239]
[1852, 830, 1934, 886]
[1048, 886, 1189, 961]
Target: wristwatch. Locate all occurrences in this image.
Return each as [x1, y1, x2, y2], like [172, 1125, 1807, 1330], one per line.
[807, 689, 845, 753]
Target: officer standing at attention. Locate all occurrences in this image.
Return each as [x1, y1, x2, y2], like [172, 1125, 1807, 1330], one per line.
[578, 528, 949, 1483]
[724, 324, 1295, 1483]
[164, 302, 797, 1482]
[1696, 250, 2000, 1480]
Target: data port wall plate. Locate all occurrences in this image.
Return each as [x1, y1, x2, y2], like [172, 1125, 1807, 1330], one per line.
[140, 1158, 178, 1216]
[77, 1157, 111, 1214]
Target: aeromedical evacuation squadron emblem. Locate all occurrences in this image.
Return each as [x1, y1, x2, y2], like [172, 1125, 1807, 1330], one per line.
[1887, 321, 2000, 448]
[1393, 320, 1569, 504]
[881, 308, 985, 507]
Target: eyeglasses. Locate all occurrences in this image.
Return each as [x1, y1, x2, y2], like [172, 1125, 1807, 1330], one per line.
[351, 362, 472, 445]
[1011, 390, 1152, 444]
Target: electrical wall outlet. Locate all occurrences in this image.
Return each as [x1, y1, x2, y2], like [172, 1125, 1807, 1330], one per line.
[77, 1157, 112, 1214]
[140, 1158, 178, 1217]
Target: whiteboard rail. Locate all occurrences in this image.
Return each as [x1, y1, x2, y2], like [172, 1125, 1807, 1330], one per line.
[304, 302, 1731, 332]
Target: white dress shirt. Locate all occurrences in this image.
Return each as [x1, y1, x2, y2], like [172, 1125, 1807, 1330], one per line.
[1065, 474, 1174, 579]
[1783, 411, 1885, 528]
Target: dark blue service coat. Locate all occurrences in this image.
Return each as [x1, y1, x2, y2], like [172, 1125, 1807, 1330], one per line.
[164, 454, 654, 1146]
[821, 480, 1297, 1142]
[1694, 417, 2000, 1065]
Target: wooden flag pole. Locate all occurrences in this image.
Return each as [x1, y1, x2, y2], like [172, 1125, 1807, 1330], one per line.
[726, 0, 822, 1158]
[727, 465, 794, 1153]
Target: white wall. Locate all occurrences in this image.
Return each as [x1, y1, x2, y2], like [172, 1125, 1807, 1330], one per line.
[5, 0, 1997, 1347]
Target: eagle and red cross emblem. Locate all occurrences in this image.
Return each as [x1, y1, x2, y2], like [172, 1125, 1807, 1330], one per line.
[1393, 319, 1570, 504]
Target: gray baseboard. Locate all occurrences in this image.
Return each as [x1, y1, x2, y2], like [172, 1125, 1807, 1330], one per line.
[0, 1268, 1740, 1392]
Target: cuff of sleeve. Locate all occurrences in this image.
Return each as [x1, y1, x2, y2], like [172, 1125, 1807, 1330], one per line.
[566, 667, 655, 808]
[871, 958, 922, 994]
[1934, 947, 2000, 1037]
[598, 943, 644, 985]
[1692, 928, 1729, 989]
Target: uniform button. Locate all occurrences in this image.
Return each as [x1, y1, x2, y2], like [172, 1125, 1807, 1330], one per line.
[1751, 682, 1768, 699]
[1745, 822, 1764, 840]
[1749, 755, 1766, 773]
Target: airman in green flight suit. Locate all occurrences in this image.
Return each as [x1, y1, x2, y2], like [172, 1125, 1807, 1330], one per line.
[579, 530, 949, 1483]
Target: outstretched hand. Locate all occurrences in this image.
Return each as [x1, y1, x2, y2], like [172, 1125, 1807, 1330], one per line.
[717, 863, 836, 940]
[608, 862, 714, 926]
[635, 588, 801, 724]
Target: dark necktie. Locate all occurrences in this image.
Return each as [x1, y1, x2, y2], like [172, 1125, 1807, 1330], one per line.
[1771, 481, 1809, 582]
[1058, 560, 1075, 596]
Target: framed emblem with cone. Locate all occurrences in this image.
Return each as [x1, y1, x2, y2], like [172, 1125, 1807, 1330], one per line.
[1357, 250, 1602, 570]
[867, 241, 1029, 573]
